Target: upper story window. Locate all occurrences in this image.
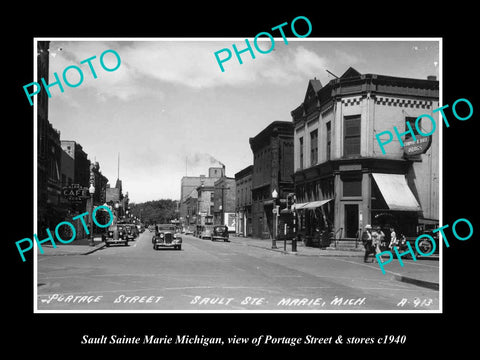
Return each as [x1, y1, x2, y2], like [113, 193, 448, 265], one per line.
[299, 136, 304, 170]
[310, 129, 318, 166]
[344, 115, 361, 157]
[326, 122, 331, 161]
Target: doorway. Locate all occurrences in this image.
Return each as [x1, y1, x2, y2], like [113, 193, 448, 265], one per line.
[345, 204, 359, 238]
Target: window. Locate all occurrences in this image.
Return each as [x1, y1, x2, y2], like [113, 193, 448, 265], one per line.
[299, 137, 304, 169]
[343, 178, 362, 197]
[344, 115, 361, 156]
[326, 122, 331, 161]
[310, 129, 318, 166]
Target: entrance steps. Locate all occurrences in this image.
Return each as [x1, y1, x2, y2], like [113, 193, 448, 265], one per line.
[327, 238, 363, 251]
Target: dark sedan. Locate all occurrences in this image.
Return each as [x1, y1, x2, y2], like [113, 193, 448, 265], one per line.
[152, 224, 182, 250]
[211, 225, 229, 242]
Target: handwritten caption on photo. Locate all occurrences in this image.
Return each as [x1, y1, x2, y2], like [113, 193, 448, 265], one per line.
[80, 333, 407, 346]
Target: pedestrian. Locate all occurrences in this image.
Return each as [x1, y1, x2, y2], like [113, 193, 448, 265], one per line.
[362, 224, 375, 263]
[372, 226, 383, 260]
[389, 227, 397, 249]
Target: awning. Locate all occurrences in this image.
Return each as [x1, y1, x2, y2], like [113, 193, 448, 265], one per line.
[294, 199, 332, 210]
[372, 173, 421, 211]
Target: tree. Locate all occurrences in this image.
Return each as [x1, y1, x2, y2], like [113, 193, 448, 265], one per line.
[129, 199, 179, 225]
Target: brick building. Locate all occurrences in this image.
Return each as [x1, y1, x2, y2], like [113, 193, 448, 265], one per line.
[235, 165, 253, 237]
[196, 176, 217, 226]
[179, 167, 223, 223]
[249, 121, 294, 239]
[37, 40, 64, 234]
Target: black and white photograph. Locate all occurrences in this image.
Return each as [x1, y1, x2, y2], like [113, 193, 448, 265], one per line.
[32, 38, 441, 312]
[7, 7, 479, 355]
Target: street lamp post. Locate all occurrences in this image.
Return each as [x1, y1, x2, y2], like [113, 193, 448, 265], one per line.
[88, 183, 95, 246]
[271, 189, 278, 249]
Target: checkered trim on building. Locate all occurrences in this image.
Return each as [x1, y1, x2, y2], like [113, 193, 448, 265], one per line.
[375, 96, 432, 109]
[341, 96, 362, 106]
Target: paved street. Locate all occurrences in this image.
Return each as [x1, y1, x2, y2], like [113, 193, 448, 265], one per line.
[37, 231, 439, 312]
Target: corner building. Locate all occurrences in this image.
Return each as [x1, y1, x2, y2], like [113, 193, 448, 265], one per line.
[291, 67, 439, 245]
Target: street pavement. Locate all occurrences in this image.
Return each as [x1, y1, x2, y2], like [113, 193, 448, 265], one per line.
[36, 230, 440, 312]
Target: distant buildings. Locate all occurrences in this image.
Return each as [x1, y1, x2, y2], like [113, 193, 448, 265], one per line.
[179, 167, 224, 225]
[213, 177, 236, 230]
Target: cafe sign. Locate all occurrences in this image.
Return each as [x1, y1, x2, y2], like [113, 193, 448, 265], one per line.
[62, 184, 89, 202]
[404, 134, 432, 157]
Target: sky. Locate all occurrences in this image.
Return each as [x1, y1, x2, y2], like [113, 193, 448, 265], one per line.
[45, 38, 440, 203]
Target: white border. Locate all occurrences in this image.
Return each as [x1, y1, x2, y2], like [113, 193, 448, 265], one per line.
[33, 37, 442, 314]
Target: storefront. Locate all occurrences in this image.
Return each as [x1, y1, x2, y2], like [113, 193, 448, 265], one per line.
[293, 157, 426, 247]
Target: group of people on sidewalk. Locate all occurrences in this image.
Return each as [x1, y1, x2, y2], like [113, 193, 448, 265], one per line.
[362, 224, 402, 263]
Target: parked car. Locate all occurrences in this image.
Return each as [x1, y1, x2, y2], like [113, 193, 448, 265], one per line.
[211, 225, 229, 242]
[103, 224, 129, 247]
[124, 224, 138, 240]
[152, 224, 182, 250]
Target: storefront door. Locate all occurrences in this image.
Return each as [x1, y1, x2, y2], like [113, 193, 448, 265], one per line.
[345, 204, 359, 238]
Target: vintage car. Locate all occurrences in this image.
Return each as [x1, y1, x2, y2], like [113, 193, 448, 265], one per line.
[124, 224, 138, 240]
[211, 225, 229, 242]
[198, 225, 214, 239]
[103, 224, 129, 247]
[152, 224, 182, 250]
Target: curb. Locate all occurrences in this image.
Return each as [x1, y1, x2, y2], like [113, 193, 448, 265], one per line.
[236, 241, 363, 257]
[393, 274, 439, 291]
[39, 243, 106, 256]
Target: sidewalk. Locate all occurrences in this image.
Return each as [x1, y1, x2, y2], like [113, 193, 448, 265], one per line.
[229, 235, 440, 291]
[37, 236, 106, 256]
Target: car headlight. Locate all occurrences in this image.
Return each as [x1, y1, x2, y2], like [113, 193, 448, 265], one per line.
[160, 233, 164, 238]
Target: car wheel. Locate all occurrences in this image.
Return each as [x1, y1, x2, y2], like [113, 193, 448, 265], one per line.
[125, 241, 129, 246]
[178, 246, 181, 250]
